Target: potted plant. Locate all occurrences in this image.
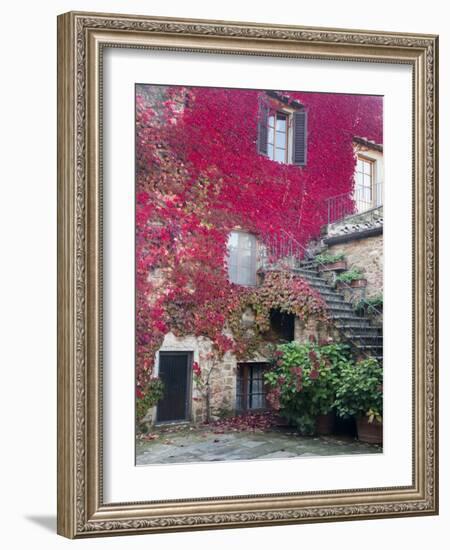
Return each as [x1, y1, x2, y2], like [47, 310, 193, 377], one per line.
[355, 294, 383, 315]
[315, 252, 347, 272]
[334, 358, 383, 444]
[335, 269, 367, 289]
[264, 340, 350, 436]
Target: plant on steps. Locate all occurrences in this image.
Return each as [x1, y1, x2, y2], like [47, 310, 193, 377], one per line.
[335, 268, 365, 284]
[355, 294, 383, 314]
[315, 252, 345, 265]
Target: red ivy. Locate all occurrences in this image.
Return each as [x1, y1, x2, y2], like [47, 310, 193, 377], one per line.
[135, 86, 382, 395]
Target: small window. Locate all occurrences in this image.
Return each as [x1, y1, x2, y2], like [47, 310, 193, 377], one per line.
[236, 363, 268, 411]
[226, 231, 257, 286]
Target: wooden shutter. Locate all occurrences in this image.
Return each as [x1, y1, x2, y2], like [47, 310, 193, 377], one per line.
[292, 110, 307, 165]
[257, 99, 269, 155]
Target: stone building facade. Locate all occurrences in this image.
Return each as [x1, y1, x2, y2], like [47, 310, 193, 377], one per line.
[144, 138, 383, 428]
[145, 311, 337, 426]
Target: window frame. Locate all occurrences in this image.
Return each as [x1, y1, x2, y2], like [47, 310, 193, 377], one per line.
[257, 93, 307, 166]
[236, 363, 269, 411]
[267, 109, 290, 164]
[355, 154, 376, 211]
[226, 230, 258, 287]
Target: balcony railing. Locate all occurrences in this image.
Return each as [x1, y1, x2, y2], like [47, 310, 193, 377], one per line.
[326, 182, 383, 225]
[259, 233, 305, 269]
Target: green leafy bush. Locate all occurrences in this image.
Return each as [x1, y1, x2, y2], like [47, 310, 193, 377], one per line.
[354, 294, 383, 313]
[136, 377, 165, 420]
[315, 252, 345, 265]
[264, 340, 351, 435]
[335, 269, 365, 283]
[334, 358, 383, 421]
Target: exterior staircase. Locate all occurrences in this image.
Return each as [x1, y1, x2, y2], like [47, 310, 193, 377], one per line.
[293, 260, 383, 363]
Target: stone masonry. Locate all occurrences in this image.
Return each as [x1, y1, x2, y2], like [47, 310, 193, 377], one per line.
[326, 233, 383, 299]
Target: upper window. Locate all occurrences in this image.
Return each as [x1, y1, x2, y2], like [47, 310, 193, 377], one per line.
[257, 96, 307, 165]
[355, 156, 375, 212]
[268, 112, 288, 163]
[226, 231, 257, 286]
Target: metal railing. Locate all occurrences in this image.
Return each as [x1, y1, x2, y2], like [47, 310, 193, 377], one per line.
[259, 233, 304, 268]
[279, 229, 381, 317]
[326, 183, 383, 225]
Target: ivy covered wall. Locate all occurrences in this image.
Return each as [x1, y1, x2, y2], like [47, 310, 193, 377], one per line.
[135, 85, 383, 411]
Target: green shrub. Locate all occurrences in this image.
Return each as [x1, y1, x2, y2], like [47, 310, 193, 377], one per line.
[136, 377, 165, 420]
[354, 294, 383, 314]
[264, 340, 351, 435]
[335, 269, 365, 283]
[334, 358, 383, 421]
[315, 252, 345, 265]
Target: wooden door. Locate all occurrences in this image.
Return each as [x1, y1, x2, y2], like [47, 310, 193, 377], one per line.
[157, 352, 191, 422]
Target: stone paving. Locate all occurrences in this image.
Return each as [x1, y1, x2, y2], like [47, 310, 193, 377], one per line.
[136, 428, 382, 465]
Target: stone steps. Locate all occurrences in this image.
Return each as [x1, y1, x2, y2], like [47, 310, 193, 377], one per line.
[345, 335, 383, 346]
[263, 259, 383, 363]
[336, 323, 381, 335]
[293, 262, 383, 363]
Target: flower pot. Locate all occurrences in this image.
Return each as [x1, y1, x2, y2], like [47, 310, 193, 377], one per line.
[318, 260, 347, 272]
[356, 416, 382, 444]
[350, 278, 367, 289]
[336, 278, 367, 290]
[316, 413, 335, 435]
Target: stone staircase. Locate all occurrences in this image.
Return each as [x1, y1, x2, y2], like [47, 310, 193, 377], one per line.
[293, 260, 383, 363]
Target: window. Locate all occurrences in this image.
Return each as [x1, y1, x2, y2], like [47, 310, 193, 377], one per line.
[257, 97, 307, 165]
[269, 310, 295, 342]
[355, 156, 375, 212]
[268, 112, 288, 162]
[236, 363, 268, 411]
[226, 231, 257, 286]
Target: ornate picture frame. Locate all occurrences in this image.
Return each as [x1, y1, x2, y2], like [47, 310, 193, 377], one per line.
[57, 11, 438, 538]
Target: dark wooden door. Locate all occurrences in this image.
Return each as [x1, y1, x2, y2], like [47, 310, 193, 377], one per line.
[157, 352, 191, 422]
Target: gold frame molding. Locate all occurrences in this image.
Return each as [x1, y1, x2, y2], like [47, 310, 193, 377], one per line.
[57, 11, 439, 538]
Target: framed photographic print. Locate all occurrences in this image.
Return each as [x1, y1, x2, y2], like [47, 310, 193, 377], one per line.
[57, 11, 439, 538]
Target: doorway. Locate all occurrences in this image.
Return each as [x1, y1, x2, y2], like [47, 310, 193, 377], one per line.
[156, 352, 192, 423]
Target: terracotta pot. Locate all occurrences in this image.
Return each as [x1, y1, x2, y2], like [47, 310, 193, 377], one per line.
[336, 278, 367, 290]
[350, 278, 367, 288]
[356, 416, 382, 444]
[318, 260, 347, 272]
[316, 413, 335, 435]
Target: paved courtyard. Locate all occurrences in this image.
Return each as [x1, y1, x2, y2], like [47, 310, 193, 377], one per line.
[136, 428, 382, 465]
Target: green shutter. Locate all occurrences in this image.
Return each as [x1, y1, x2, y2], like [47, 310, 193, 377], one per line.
[292, 110, 307, 165]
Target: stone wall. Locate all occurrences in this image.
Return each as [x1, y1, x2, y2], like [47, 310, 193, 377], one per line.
[294, 317, 339, 344]
[202, 351, 237, 422]
[148, 310, 340, 426]
[149, 332, 238, 425]
[326, 233, 383, 299]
